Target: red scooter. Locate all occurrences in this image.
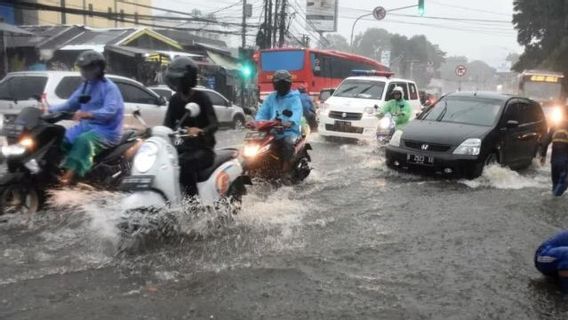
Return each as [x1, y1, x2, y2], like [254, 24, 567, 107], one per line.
[242, 112, 312, 183]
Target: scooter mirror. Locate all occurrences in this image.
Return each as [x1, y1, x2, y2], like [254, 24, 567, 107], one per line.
[185, 103, 201, 118]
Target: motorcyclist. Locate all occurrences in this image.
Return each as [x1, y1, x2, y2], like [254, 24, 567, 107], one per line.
[540, 106, 568, 196]
[376, 86, 412, 129]
[255, 70, 302, 172]
[535, 230, 568, 293]
[47, 50, 124, 185]
[298, 86, 317, 129]
[163, 56, 219, 196]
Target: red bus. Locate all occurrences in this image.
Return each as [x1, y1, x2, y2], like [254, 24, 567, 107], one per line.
[256, 48, 389, 100]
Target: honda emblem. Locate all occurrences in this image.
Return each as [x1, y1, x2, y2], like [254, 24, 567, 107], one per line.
[421, 144, 429, 150]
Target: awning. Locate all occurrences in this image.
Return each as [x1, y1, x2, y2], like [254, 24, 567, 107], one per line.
[206, 51, 240, 71]
[0, 23, 32, 35]
[105, 45, 170, 65]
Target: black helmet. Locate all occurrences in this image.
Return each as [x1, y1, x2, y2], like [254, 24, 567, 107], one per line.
[166, 57, 198, 94]
[273, 70, 292, 83]
[76, 50, 106, 70]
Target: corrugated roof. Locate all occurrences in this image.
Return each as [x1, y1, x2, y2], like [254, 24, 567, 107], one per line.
[154, 29, 226, 48]
[5, 25, 77, 48]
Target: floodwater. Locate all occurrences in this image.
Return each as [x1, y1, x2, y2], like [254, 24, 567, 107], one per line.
[1, 130, 568, 319]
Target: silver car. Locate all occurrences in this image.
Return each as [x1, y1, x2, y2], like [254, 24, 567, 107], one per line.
[0, 71, 168, 133]
[149, 85, 247, 129]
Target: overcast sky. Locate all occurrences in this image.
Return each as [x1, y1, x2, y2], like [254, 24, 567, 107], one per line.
[155, 0, 520, 68]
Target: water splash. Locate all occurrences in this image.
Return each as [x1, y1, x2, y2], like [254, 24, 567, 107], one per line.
[460, 164, 548, 190]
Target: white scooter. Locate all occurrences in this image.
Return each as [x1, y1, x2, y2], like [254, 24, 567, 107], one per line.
[376, 113, 396, 145]
[120, 103, 250, 212]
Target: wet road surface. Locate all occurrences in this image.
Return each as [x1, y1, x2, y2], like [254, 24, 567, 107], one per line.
[2, 129, 568, 319]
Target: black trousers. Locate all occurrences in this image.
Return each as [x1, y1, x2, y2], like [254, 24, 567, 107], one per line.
[179, 148, 215, 196]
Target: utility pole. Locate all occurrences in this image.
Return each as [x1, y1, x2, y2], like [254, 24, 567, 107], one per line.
[114, 0, 118, 27]
[272, 0, 279, 48]
[278, 0, 287, 47]
[82, 0, 86, 25]
[61, 0, 67, 24]
[267, 0, 273, 48]
[241, 0, 247, 110]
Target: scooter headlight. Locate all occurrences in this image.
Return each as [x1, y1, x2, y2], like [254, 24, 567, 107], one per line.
[379, 117, 391, 129]
[133, 141, 159, 173]
[243, 144, 270, 158]
[1, 144, 27, 157]
[550, 106, 563, 127]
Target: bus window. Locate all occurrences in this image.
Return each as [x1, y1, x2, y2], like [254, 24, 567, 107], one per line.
[311, 53, 321, 75]
[261, 50, 305, 72]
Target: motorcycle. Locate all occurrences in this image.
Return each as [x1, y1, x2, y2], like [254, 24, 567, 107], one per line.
[376, 113, 396, 145]
[242, 110, 312, 183]
[0, 107, 143, 215]
[120, 103, 250, 213]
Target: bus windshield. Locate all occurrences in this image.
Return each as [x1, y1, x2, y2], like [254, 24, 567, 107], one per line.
[260, 50, 305, 72]
[523, 81, 562, 102]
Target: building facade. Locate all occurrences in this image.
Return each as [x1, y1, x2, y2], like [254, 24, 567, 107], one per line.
[16, 0, 152, 28]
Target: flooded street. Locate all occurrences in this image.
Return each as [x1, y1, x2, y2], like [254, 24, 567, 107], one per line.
[2, 130, 568, 319]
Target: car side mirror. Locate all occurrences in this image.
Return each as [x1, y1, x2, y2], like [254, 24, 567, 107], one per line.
[506, 120, 519, 129]
[185, 102, 201, 117]
[374, 105, 379, 110]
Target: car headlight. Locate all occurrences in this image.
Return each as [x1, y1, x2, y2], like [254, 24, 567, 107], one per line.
[389, 130, 403, 147]
[551, 107, 563, 126]
[0, 114, 4, 130]
[364, 107, 375, 115]
[1, 144, 27, 157]
[320, 103, 330, 116]
[133, 141, 159, 173]
[453, 138, 482, 156]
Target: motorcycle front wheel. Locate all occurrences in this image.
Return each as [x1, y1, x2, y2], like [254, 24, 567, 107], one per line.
[0, 183, 42, 215]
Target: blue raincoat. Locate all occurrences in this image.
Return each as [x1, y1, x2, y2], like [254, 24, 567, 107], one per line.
[256, 90, 303, 139]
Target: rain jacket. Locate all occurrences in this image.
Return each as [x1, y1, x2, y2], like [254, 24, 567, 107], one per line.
[256, 90, 303, 139]
[378, 99, 412, 129]
[299, 92, 315, 115]
[49, 78, 124, 145]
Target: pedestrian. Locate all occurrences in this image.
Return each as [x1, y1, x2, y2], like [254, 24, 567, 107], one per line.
[540, 107, 568, 196]
[535, 230, 568, 293]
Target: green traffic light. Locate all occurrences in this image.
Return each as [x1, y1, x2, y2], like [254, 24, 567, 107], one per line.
[241, 64, 253, 78]
[418, 0, 425, 16]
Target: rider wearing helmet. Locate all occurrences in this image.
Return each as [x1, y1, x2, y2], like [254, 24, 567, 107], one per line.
[298, 85, 317, 130]
[47, 50, 125, 185]
[163, 56, 219, 195]
[377, 86, 412, 129]
[256, 70, 303, 172]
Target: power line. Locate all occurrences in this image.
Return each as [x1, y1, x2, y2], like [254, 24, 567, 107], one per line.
[429, 0, 512, 17]
[388, 13, 512, 24]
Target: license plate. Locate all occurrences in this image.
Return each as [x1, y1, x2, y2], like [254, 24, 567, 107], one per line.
[407, 154, 434, 166]
[335, 120, 351, 127]
[121, 175, 154, 191]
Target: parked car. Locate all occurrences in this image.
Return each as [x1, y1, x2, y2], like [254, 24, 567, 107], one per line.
[385, 92, 547, 179]
[0, 71, 167, 133]
[148, 85, 247, 129]
[318, 74, 423, 140]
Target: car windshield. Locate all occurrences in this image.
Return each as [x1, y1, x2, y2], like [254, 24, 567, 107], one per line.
[523, 81, 562, 102]
[422, 96, 503, 126]
[333, 80, 386, 100]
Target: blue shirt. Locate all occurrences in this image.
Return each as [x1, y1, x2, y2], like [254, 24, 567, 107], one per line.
[256, 90, 303, 139]
[49, 78, 124, 145]
[300, 92, 315, 114]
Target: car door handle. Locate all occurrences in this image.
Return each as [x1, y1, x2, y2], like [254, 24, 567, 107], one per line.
[518, 132, 538, 141]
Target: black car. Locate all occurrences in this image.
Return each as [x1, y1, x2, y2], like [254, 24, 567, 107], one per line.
[385, 92, 547, 179]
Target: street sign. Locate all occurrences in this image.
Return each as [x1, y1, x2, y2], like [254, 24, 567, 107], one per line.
[455, 65, 467, 77]
[373, 6, 387, 21]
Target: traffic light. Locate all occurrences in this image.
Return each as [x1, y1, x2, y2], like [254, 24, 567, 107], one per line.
[418, 0, 425, 16]
[238, 48, 256, 80]
[240, 63, 254, 79]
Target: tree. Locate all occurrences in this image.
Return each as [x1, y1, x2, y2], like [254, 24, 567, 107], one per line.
[322, 34, 351, 52]
[352, 28, 391, 61]
[390, 34, 445, 87]
[513, 0, 568, 75]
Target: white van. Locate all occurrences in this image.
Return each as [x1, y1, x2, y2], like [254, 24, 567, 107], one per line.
[318, 74, 422, 140]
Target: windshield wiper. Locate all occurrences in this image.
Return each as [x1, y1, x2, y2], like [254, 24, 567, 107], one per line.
[436, 101, 448, 122]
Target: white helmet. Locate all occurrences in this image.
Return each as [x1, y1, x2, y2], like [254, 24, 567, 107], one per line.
[392, 86, 404, 95]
